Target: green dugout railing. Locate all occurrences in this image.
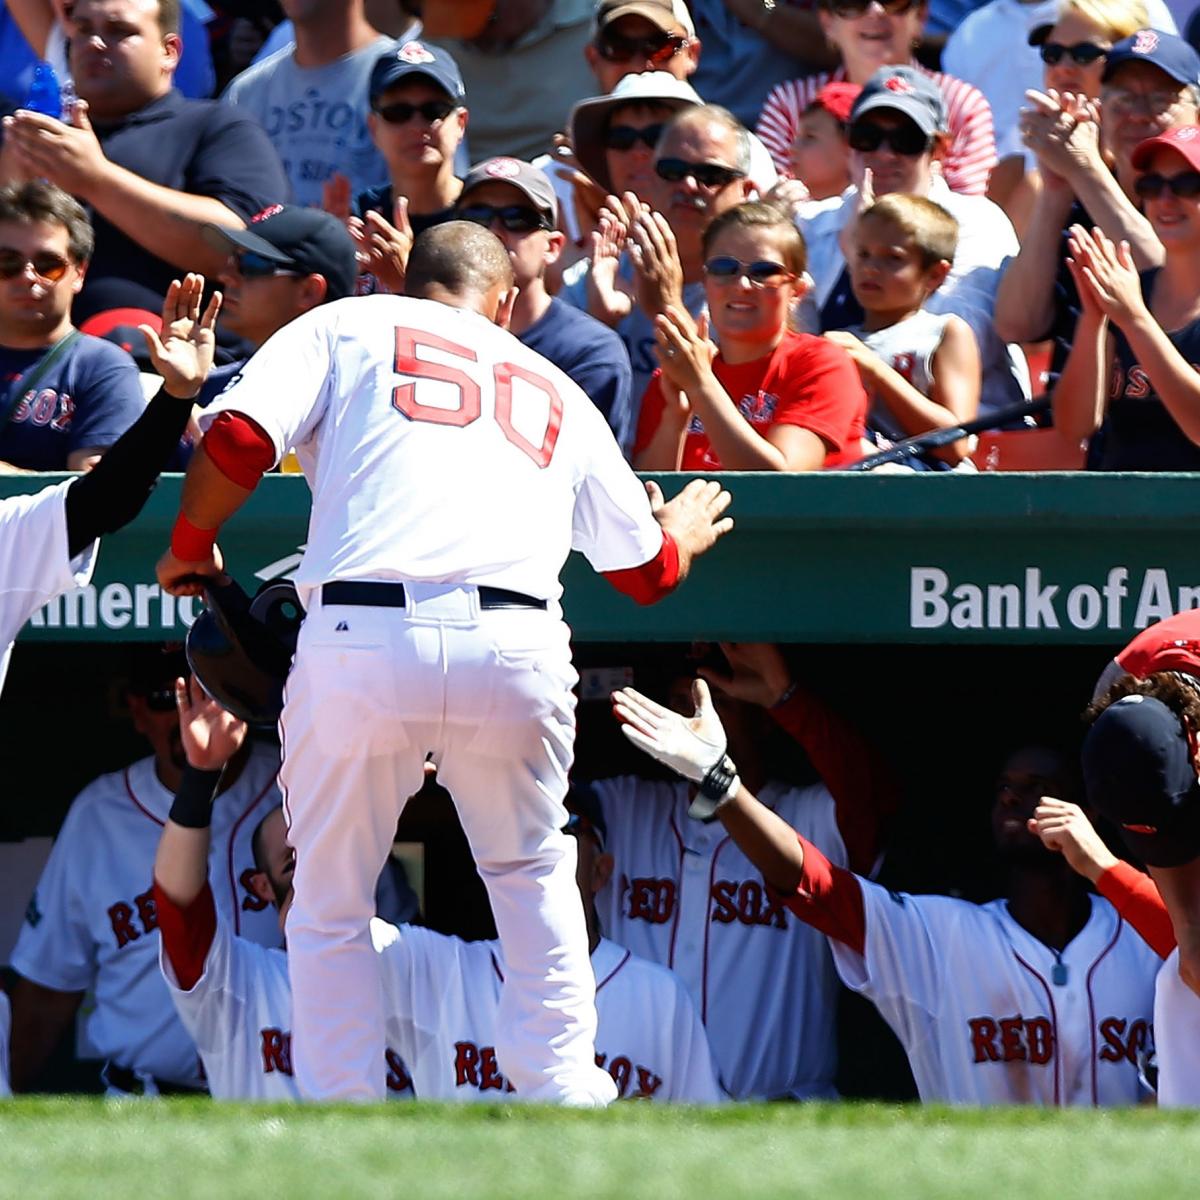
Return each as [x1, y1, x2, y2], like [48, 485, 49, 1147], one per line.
[8, 471, 1200, 645]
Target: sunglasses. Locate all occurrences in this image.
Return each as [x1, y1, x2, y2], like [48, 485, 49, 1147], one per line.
[1039, 40, 1108, 66]
[373, 99, 456, 125]
[1134, 170, 1200, 199]
[848, 120, 931, 156]
[654, 157, 746, 188]
[234, 249, 303, 278]
[0, 250, 71, 281]
[595, 30, 687, 64]
[457, 203, 551, 233]
[605, 123, 665, 152]
[140, 685, 178, 713]
[824, 0, 918, 18]
[703, 256, 794, 287]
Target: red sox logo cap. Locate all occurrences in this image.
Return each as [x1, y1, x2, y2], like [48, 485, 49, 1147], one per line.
[1133, 29, 1159, 54]
[398, 40, 435, 64]
[485, 158, 522, 179]
[251, 204, 285, 224]
[885, 76, 915, 93]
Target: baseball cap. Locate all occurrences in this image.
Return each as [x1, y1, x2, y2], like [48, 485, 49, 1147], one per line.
[1082, 694, 1200, 867]
[564, 783, 608, 851]
[369, 39, 466, 105]
[202, 206, 358, 302]
[80, 306, 161, 372]
[851, 66, 948, 136]
[1132, 123, 1200, 170]
[569, 70, 702, 191]
[1102, 29, 1200, 86]
[460, 157, 559, 224]
[808, 81, 862, 126]
[593, 0, 695, 38]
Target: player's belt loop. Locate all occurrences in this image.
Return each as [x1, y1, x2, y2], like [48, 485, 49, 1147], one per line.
[321, 581, 547, 611]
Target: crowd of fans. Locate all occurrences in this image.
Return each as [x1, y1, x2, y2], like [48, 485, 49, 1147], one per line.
[0, 0, 1198, 1104]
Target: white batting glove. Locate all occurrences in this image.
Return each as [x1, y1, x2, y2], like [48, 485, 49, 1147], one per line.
[612, 680, 740, 821]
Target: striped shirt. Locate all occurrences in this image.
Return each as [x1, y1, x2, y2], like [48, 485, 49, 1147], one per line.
[756, 63, 998, 196]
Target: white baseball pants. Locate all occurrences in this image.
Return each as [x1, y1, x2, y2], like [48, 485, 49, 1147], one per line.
[279, 581, 616, 1106]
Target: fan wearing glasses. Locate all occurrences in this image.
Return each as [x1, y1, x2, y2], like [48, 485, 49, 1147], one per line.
[584, 0, 700, 95]
[1055, 127, 1200, 470]
[453, 157, 633, 448]
[634, 201, 867, 471]
[0, 180, 144, 472]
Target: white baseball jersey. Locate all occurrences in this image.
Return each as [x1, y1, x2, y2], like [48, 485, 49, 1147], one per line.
[593, 776, 847, 1100]
[10, 746, 282, 1087]
[832, 879, 1160, 1105]
[161, 915, 412, 1101]
[0, 990, 10, 1097]
[374, 923, 722, 1103]
[201, 294, 664, 605]
[0, 479, 96, 695]
[1154, 948, 1200, 1107]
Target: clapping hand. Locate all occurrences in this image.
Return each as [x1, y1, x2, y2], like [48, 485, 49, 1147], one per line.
[1065, 223, 1146, 328]
[141, 274, 222, 400]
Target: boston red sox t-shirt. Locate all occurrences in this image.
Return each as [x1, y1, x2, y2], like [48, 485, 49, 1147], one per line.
[634, 330, 867, 470]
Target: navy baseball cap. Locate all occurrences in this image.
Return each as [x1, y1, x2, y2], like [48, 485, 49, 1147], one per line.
[851, 66, 948, 136]
[1102, 29, 1200, 86]
[369, 39, 466, 105]
[201, 205, 358, 302]
[460, 157, 559, 224]
[1081, 694, 1200, 867]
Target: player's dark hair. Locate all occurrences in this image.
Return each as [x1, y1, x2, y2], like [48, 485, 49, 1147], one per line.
[0, 181, 94, 263]
[1086, 671, 1200, 732]
[702, 200, 807, 275]
[404, 221, 514, 301]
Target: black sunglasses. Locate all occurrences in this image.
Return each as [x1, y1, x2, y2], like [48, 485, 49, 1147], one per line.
[824, 0, 918, 18]
[605, 123, 665, 152]
[1039, 40, 1108, 66]
[140, 685, 178, 713]
[234, 249, 302, 278]
[373, 99, 456, 125]
[703, 256, 794, 287]
[595, 30, 687, 64]
[0, 250, 71, 281]
[458, 203, 551, 233]
[848, 120, 931, 156]
[1134, 170, 1200, 199]
[654, 157, 746, 188]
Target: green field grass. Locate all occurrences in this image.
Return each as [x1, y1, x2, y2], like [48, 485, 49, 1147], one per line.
[2, 1100, 1199, 1199]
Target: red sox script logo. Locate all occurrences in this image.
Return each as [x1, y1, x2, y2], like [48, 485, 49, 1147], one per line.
[261, 1028, 410, 1091]
[1132, 29, 1159, 54]
[454, 1041, 664, 1099]
[108, 888, 158, 949]
[250, 204, 285, 224]
[621, 875, 789, 930]
[397, 41, 435, 64]
[968, 1016, 1152, 1065]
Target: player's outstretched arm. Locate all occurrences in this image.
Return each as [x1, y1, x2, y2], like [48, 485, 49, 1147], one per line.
[647, 478, 733, 586]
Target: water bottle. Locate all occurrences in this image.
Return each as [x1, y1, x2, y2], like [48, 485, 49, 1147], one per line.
[23, 62, 62, 119]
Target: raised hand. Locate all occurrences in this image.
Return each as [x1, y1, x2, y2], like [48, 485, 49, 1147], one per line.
[630, 208, 685, 317]
[141, 274, 222, 400]
[655, 306, 716, 393]
[322, 172, 353, 223]
[351, 197, 414, 294]
[1066, 223, 1147, 329]
[175, 674, 248, 771]
[1028, 797, 1118, 882]
[699, 643, 792, 709]
[612, 679, 729, 782]
[652, 477, 734, 571]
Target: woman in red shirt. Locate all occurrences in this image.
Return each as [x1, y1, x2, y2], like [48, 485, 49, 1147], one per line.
[634, 202, 867, 471]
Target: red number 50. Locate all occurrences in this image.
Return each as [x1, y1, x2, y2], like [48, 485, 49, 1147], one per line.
[392, 327, 562, 469]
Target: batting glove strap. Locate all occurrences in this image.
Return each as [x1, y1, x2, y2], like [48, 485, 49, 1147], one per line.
[689, 754, 740, 823]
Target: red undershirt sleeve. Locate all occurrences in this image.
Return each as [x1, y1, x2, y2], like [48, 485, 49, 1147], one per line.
[778, 833, 867, 957]
[602, 529, 681, 605]
[152, 880, 218, 992]
[201, 412, 277, 489]
[770, 686, 902, 875]
[1096, 861, 1176, 959]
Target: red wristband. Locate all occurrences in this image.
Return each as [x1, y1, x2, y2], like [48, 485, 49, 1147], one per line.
[171, 512, 218, 562]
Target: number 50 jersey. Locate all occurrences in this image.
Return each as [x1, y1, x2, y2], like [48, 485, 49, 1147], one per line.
[201, 295, 664, 603]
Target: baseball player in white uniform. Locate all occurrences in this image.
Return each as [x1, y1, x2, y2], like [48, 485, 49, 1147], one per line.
[613, 677, 1162, 1105]
[153, 221, 732, 1104]
[154, 682, 721, 1103]
[592, 643, 901, 1099]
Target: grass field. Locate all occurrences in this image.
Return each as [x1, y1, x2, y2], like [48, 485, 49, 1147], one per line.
[2, 1100, 1199, 1199]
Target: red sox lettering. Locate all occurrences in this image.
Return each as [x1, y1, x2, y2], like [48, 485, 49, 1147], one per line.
[968, 1016, 1153, 1065]
[107, 887, 158, 949]
[260, 1028, 409, 1091]
[620, 875, 789, 930]
[454, 1041, 665, 1099]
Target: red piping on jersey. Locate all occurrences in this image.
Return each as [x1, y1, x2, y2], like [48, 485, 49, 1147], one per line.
[1013, 951, 1061, 1107]
[701, 834, 732, 1025]
[1084, 916, 1124, 1106]
[125, 766, 166, 827]
[224, 767, 280, 936]
[596, 948, 631, 993]
[666, 811, 687, 970]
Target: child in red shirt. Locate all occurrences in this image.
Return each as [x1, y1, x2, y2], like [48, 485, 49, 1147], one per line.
[634, 201, 867, 471]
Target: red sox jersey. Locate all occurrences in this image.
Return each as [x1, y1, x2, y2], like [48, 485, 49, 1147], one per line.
[0, 479, 97, 696]
[592, 775, 848, 1100]
[9, 746, 282, 1087]
[1154, 948, 1200, 1107]
[374, 923, 723, 1103]
[0, 990, 10, 1097]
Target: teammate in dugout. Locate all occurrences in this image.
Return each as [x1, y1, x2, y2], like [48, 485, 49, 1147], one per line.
[152, 220, 732, 1105]
[153, 682, 721, 1104]
[612, 668, 1163, 1105]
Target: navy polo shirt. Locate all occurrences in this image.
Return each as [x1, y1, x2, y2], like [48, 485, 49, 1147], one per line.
[75, 90, 289, 322]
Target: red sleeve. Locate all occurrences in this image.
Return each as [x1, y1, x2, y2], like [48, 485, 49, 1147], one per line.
[1116, 609, 1200, 679]
[201, 412, 277, 488]
[779, 833, 866, 956]
[632, 370, 667, 459]
[768, 335, 867, 467]
[152, 880, 218, 992]
[602, 529, 680, 605]
[770, 685, 901, 875]
[1096, 861, 1176, 959]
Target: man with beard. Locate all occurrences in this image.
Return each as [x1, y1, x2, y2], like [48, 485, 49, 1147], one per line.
[5, 647, 281, 1095]
[613, 677, 1162, 1105]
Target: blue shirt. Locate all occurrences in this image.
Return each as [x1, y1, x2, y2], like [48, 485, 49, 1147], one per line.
[517, 297, 633, 454]
[0, 333, 145, 469]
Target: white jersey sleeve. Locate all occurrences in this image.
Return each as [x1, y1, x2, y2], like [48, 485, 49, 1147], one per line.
[1154, 948, 1200, 1107]
[0, 990, 10, 1097]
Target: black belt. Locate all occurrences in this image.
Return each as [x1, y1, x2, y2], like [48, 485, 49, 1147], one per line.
[102, 1062, 208, 1097]
[322, 581, 546, 611]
